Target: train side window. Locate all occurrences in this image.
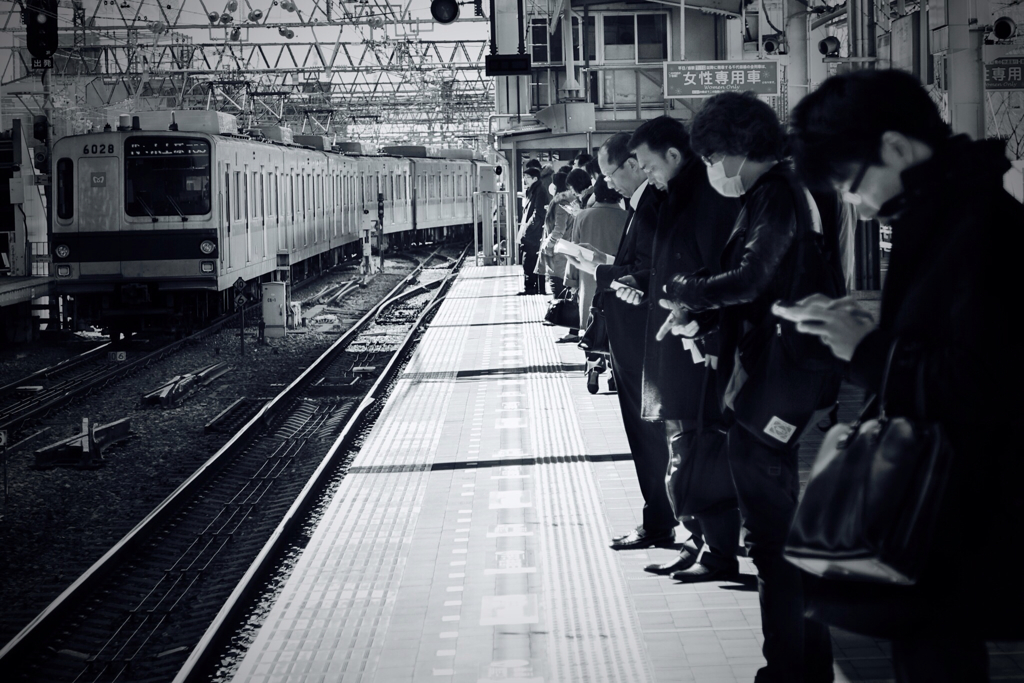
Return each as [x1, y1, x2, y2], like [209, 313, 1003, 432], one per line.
[56, 158, 73, 219]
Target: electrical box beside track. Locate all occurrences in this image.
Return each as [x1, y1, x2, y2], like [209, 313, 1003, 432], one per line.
[262, 282, 287, 339]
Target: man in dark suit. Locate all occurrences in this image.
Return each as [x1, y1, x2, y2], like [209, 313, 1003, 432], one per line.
[518, 167, 549, 295]
[587, 132, 677, 549]
[620, 116, 742, 582]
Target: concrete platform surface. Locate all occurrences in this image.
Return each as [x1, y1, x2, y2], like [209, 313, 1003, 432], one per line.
[228, 265, 1023, 683]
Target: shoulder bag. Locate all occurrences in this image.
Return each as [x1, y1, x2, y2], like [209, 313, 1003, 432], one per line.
[784, 339, 955, 585]
[731, 185, 846, 448]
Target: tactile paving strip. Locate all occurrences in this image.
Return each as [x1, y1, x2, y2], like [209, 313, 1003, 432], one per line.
[228, 266, 652, 683]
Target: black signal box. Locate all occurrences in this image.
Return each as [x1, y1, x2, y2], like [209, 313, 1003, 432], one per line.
[485, 54, 532, 77]
[25, 0, 58, 60]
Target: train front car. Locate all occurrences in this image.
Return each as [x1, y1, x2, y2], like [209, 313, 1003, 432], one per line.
[52, 118, 218, 337]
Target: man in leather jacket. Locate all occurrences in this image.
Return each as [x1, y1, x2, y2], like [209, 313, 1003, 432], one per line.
[661, 93, 835, 683]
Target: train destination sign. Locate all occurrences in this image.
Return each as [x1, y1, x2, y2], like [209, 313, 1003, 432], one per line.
[665, 60, 780, 98]
[985, 57, 1024, 90]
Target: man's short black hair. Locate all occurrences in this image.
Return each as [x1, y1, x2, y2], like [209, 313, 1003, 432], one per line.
[575, 152, 594, 167]
[524, 158, 542, 170]
[789, 69, 953, 190]
[628, 116, 692, 160]
[601, 132, 634, 168]
[689, 91, 784, 162]
[523, 167, 541, 179]
[592, 175, 622, 204]
[567, 168, 592, 193]
[585, 158, 601, 178]
[557, 164, 573, 175]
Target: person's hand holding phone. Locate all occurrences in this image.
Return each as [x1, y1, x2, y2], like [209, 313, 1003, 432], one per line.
[611, 276, 644, 306]
[772, 294, 877, 361]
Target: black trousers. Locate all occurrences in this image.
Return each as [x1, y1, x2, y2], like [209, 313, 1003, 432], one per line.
[520, 244, 543, 294]
[664, 420, 740, 571]
[608, 345, 676, 535]
[727, 424, 834, 683]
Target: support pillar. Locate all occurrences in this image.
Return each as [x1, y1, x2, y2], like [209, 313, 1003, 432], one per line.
[786, 0, 809, 112]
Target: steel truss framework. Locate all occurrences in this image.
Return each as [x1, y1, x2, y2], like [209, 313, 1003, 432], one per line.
[1, 0, 494, 147]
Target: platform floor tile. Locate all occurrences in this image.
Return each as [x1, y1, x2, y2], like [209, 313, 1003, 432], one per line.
[229, 266, 1023, 683]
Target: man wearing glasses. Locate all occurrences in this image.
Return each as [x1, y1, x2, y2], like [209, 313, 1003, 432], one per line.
[582, 132, 678, 551]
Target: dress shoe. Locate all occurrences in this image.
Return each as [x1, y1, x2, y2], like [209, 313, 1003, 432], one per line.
[555, 334, 581, 343]
[644, 544, 700, 575]
[609, 527, 675, 550]
[516, 291, 536, 296]
[670, 562, 739, 584]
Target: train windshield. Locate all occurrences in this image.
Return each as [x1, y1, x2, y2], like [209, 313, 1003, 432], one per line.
[125, 137, 211, 217]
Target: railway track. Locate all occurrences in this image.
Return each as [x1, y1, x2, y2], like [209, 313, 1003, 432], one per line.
[0, 245, 467, 682]
[0, 308, 260, 441]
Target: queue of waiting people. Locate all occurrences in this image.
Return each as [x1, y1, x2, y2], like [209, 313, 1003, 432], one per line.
[516, 69, 1023, 683]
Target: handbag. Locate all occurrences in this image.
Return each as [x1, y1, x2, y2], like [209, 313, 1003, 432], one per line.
[731, 200, 846, 448]
[543, 290, 580, 329]
[784, 340, 956, 585]
[666, 367, 736, 517]
[577, 293, 610, 356]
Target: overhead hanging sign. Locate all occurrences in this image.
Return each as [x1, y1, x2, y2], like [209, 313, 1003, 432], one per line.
[665, 60, 780, 98]
[985, 57, 1024, 90]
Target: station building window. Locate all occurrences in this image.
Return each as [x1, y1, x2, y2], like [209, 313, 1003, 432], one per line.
[530, 12, 669, 110]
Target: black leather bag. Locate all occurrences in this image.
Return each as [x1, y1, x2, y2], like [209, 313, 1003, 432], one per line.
[577, 293, 610, 356]
[732, 215, 845, 447]
[784, 341, 956, 585]
[667, 369, 736, 517]
[543, 291, 579, 329]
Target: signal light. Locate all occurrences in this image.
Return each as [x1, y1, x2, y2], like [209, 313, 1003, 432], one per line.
[25, 0, 58, 60]
[33, 114, 48, 143]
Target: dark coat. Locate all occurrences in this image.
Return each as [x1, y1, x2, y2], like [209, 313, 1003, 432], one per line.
[596, 183, 662, 374]
[665, 163, 806, 409]
[834, 136, 1024, 638]
[521, 181, 550, 249]
[632, 157, 740, 422]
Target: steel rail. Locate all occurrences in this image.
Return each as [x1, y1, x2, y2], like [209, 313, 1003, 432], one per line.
[0, 303, 259, 437]
[0, 246, 451, 672]
[172, 244, 469, 682]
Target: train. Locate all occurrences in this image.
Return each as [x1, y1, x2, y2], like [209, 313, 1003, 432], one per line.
[50, 111, 495, 337]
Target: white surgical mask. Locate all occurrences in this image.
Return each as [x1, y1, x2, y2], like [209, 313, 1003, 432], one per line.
[707, 157, 746, 197]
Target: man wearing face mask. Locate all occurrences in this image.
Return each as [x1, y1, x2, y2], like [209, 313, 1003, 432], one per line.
[660, 92, 836, 683]
[616, 116, 743, 583]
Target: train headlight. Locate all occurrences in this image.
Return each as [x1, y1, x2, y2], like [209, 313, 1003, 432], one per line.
[200, 260, 216, 273]
[199, 240, 216, 255]
[55, 244, 70, 259]
[56, 265, 72, 277]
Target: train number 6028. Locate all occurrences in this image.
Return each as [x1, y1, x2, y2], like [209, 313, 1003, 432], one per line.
[83, 144, 115, 154]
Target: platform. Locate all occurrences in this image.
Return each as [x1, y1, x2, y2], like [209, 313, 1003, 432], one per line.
[0, 275, 52, 308]
[229, 265, 1024, 683]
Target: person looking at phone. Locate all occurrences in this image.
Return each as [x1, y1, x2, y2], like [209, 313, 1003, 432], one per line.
[611, 116, 744, 583]
[660, 92, 835, 683]
[580, 132, 677, 551]
[786, 69, 1024, 683]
